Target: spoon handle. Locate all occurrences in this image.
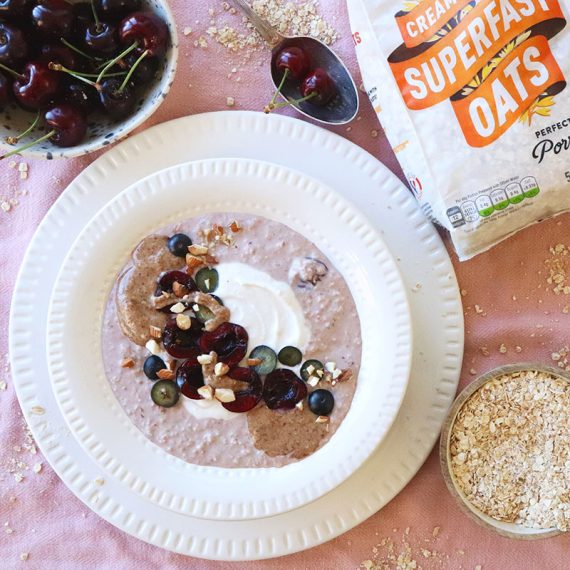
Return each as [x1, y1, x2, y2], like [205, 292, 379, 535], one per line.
[231, 0, 283, 48]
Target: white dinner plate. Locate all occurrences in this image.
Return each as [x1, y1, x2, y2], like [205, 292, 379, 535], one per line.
[10, 111, 463, 559]
[46, 158, 412, 521]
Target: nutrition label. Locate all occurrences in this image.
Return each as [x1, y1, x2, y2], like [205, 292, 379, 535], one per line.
[446, 176, 540, 228]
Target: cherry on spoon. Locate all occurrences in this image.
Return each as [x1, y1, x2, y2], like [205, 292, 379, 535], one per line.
[232, 0, 358, 125]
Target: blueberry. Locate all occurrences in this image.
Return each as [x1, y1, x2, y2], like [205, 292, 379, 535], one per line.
[143, 355, 166, 380]
[308, 389, 334, 416]
[167, 233, 192, 257]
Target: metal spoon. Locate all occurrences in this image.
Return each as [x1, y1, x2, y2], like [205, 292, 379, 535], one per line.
[232, 0, 359, 125]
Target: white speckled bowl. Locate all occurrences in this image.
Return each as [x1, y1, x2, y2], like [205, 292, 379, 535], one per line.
[440, 363, 568, 539]
[0, 0, 178, 159]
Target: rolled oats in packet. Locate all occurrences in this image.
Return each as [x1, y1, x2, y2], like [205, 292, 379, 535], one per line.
[347, 0, 570, 259]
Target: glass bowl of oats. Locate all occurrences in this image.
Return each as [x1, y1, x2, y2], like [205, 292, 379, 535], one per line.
[440, 364, 570, 539]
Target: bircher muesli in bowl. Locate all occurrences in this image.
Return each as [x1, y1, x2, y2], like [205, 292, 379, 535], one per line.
[47, 158, 412, 520]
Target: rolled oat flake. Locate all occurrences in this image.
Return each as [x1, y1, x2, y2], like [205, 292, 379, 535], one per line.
[348, 0, 570, 259]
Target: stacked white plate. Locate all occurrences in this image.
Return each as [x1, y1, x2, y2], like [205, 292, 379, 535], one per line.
[10, 111, 463, 561]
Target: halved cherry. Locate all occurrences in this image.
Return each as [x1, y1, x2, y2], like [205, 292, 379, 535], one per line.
[176, 348, 204, 400]
[162, 316, 202, 358]
[198, 322, 248, 368]
[263, 369, 307, 410]
[221, 366, 262, 413]
[155, 270, 197, 296]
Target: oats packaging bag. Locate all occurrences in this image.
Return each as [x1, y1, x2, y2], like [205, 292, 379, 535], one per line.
[347, 0, 570, 259]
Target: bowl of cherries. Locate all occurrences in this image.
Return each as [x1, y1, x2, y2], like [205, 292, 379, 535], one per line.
[0, 0, 178, 159]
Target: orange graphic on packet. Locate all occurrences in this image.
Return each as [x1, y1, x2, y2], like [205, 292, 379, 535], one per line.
[387, 0, 567, 146]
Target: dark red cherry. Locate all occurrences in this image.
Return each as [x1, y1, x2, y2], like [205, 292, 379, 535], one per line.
[176, 348, 205, 400]
[198, 323, 248, 368]
[98, 77, 135, 119]
[0, 72, 10, 107]
[32, 0, 75, 39]
[0, 0, 34, 21]
[275, 47, 310, 79]
[263, 369, 307, 410]
[221, 367, 262, 413]
[63, 80, 99, 114]
[85, 21, 118, 54]
[163, 317, 202, 359]
[95, 0, 142, 17]
[155, 270, 197, 296]
[301, 68, 336, 106]
[119, 11, 168, 57]
[0, 22, 28, 66]
[124, 50, 158, 85]
[45, 103, 87, 147]
[13, 61, 61, 110]
[39, 43, 77, 69]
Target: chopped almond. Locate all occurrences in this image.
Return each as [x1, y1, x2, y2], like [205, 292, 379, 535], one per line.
[197, 385, 214, 400]
[214, 362, 230, 377]
[315, 415, 329, 424]
[121, 357, 135, 368]
[186, 253, 205, 270]
[229, 220, 241, 233]
[213, 224, 224, 236]
[149, 325, 162, 339]
[188, 244, 209, 255]
[172, 281, 189, 297]
[176, 314, 192, 330]
[157, 369, 175, 380]
[170, 302, 186, 314]
[247, 358, 263, 366]
[198, 353, 214, 365]
[214, 388, 236, 403]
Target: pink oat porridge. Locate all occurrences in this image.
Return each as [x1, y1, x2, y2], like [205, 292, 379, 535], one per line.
[102, 213, 361, 468]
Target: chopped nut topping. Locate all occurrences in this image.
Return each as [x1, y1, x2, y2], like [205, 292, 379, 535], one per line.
[315, 415, 329, 423]
[295, 400, 304, 411]
[170, 302, 186, 314]
[176, 314, 192, 330]
[197, 353, 214, 365]
[214, 362, 230, 377]
[229, 220, 241, 232]
[149, 325, 162, 339]
[306, 364, 315, 375]
[247, 358, 263, 366]
[197, 385, 215, 400]
[307, 376, 319, 387]
[172, 281, 189, 298]
[186, 253, 206, 270]
[188, 244, 209, 255]
[121, 357, 135, 368]
[324, 361, 336, 373]
[214, 388, 236, 403]
[157, 369, 175, 380]
[145, 339, 161, 355]
[33, 462, 42, 473]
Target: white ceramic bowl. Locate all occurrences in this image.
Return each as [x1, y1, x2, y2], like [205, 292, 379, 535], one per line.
[0, 0, 178, 159]
[440, 363, 568, 539]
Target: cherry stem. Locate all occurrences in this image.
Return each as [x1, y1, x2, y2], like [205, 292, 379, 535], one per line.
[49, 62, 98, 88]
[5, 111, 40, 145]
[60, 37, 102, 62]
[96, 41, 138, 84]
[1, 129, 56, 160]
[90, 0, 102, 32]
[269, 68, 289, 107]
[0, 61, 24, 80]
[118, 48, 149, 92]
[274, 91, 317, 110]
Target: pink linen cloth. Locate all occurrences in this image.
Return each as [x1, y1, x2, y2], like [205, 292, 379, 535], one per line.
[1, 1, 568, 568]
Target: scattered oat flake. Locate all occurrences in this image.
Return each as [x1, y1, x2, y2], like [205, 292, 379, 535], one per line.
[1, 201, 11, 212]
[183, 26, 192, 35]
[226, 96, 235, 107]
[33, 463, 42, 473]
[94, 477, 105, 486]
[0, 381, 6, 390]
[20, 553, 29, 561]
[30, 406, 45, 415]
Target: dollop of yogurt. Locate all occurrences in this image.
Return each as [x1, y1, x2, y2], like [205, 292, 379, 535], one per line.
[181, 261, 311, 421]
[215, 262, 311, 353]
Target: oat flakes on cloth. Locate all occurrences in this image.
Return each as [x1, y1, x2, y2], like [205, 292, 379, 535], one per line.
[348, 0, 570, 259]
